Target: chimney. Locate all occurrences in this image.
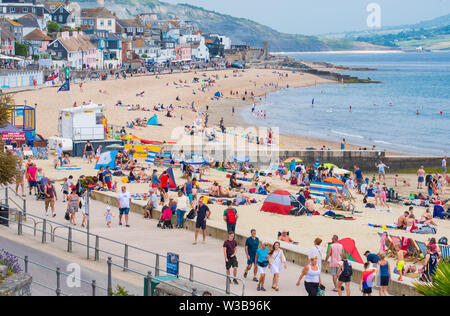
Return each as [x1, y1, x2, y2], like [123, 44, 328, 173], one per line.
[61, 31, 69, 39]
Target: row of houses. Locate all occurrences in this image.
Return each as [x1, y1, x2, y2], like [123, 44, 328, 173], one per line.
[0, 0, 234, 70]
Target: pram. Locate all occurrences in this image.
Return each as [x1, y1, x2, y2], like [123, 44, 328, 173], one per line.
[36, 180, 46, 200]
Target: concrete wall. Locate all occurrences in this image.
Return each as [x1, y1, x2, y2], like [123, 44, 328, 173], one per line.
[0, 273, 32, 296]
[161, 144, 444, 172]
[91, 191, 420, 296]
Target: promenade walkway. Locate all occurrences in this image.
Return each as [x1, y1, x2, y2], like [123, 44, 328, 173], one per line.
[1, 191, 381, 296]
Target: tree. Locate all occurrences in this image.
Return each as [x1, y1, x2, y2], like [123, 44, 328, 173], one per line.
[47, 21, 59, 34]
[14, 42, 27, 57]
[414, 261, 450, 296]
[0, 94, 19, 185]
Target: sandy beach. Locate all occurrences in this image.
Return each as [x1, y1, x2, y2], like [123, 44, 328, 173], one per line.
[13, 68, 369, 151]
[11, 67, 449, 277]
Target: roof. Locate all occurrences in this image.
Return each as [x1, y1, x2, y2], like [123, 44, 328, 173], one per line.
[24, 28, 53, 41]
[61, 104, 104, 114]
[54, 33, 96, 52]
[117, 19, 142, 28]
[81, 7, 115, 19]
[44, 2, 66, 12]
[17, 14, 40, 28]
[0, 28, 15, 41]
[3, 18, 23, 27]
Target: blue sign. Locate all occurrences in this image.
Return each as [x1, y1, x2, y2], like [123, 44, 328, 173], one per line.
[166, 253, 179, 276]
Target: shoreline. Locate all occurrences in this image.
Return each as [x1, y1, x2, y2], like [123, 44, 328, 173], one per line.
[271, 50, 405, 55]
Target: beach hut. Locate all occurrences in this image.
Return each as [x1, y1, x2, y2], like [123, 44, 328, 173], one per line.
[95, 151, 118, 170]
[261, 190, 297, 216]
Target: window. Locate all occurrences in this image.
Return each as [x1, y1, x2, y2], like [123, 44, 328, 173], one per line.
[10, 7, 15, 13]
[108, 19, 111, 26]
[54, 42, 58, 47]
[59, 15, 63, 22]
[58, 52, 62, 57]
[100, 20, 104, 26]
[23, 7, 28, 13]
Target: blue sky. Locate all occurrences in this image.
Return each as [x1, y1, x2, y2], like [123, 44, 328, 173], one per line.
[163, 0, 450, 35]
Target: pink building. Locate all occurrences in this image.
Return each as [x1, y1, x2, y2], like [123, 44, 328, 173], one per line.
[175, 44, 191, 62]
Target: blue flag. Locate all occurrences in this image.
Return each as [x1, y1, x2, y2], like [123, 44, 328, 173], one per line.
[58, 79, 70, 92]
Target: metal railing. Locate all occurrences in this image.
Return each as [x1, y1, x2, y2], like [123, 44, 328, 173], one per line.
[8, 252, 199, 296]
[0, 186, 245, 296]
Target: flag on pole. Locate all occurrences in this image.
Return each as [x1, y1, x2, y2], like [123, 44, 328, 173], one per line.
[58, 79, 70, 92]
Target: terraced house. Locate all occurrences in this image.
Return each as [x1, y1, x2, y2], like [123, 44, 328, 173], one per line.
[47, 30, 96, 69]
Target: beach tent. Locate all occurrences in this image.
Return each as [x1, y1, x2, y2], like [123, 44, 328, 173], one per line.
[233, 155, 250, 163]
[165, 167, 177, 189]
[309, 181, 343, 198]
[327, 238, 364, 265]
[314, 159, 320, 168]
[95, 151, 118, 170]
[147, 115, 158, 126]
[261, 190, 296, 216]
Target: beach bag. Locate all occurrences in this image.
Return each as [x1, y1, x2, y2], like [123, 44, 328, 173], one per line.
[438, 237, 448, 245]
[64, 211, 70, 221]
[186, 209, 196, 220]
[226, 208, 237, 224]
[412, 225, 437, 235]
[341, 260, 353, 278]
[317, 284, 326, 296]
[365, 203, 375, 208]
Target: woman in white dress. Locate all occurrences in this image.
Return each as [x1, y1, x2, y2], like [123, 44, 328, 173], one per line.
[268, 241, 287, 291]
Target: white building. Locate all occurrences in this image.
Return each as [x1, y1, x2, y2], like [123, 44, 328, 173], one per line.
[191, 38, 209, 61]
[210, 34, 232, 49]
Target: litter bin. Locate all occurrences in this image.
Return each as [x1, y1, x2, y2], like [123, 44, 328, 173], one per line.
[143, 275, 178, 296]
[0, 204, 9, 227]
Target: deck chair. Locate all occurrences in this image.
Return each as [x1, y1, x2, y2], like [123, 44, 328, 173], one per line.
[322, 193, 343, 210]
[388, 235, 402, 258]
[385, 235, 397, 258]
[342, 187, 356, 201]
[402, 237, 418, 262]
[440, 244, 450, 262]
[416, 241, 428, 262]
[330, 194, 345, 210]
[409, 240, 423, 263]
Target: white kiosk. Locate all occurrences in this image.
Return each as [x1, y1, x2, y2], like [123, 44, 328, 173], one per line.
[49, 104, 106, 151]
[58, 104, 106, 141]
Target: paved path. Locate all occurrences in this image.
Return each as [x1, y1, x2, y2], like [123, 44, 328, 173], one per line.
[0, 191, 381, 296]
[0, 236, 141, 296]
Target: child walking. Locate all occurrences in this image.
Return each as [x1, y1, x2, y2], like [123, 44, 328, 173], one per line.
[62, 178, 69, 203]
[360, 262, 376, 296]
[105, 207, 113, 228]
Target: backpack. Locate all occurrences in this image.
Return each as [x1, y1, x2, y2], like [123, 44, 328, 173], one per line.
[226, 208, 237, 224]
[341, 260, 353, 278]
[186, 209, 196, 220]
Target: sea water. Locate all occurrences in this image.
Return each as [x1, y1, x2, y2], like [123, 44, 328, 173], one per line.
[242, 52, 450, 156]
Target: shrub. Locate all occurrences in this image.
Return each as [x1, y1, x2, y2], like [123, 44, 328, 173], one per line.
[0, 249, 22, 274]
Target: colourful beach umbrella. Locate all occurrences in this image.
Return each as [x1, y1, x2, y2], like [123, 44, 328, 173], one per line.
[284, 157, 302, 164]
[121, 134, 140, 140]
[323, 177, 345, 186]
